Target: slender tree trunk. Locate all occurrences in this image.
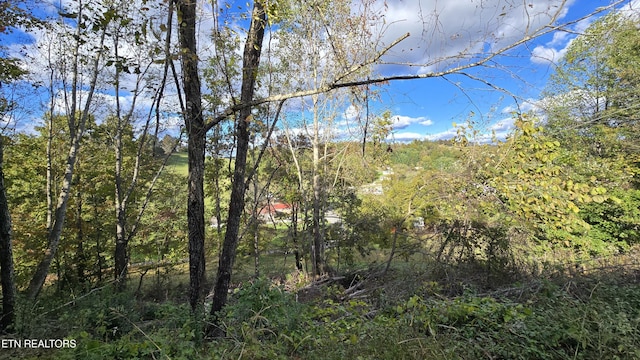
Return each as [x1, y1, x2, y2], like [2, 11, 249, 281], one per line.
[92, 195, 104, 283]
[26, 133, 83, 299]
[26, 20, 107, 300]
[283, 127, 304, 271]
[208, 0, 266, 334]
[46, 87, 54, 231]
[187, 119, 206, 310]
[75, 190, 86, 286]
[251, 181, 260, 278]
[0, 137, 16, 333]
[176, 0, 206, 311]
[384, 223, 401, 276]
[311, 96, 325, 276]
[253, 219, 260, 277]
[113, 32, 129, 289]
[114, 200, 128, 286]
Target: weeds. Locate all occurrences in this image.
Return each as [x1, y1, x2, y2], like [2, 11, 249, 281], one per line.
[4, 256, 640, 359]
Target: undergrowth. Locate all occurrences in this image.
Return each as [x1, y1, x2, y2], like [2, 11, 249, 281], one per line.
[3, 268, 640, 359]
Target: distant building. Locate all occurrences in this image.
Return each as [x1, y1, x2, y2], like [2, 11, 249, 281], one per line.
[325, 210, 342, 225]
[258, 202, 292, 222]
[359, 184, 384, 195]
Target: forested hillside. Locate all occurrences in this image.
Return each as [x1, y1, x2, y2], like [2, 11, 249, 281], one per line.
[1, 0, 640, 359]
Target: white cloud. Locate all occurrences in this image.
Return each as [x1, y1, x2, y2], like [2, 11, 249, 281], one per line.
[421, 116, 517, 143]
[343, 104, 360, 121]
[501, 99, 543, 114]
[424, 128, 459, 141]
[528, 2, 639, 65]
[390, 114, 432, 129]
[377, 0, 576, 73]
[489, 117, 516, 140]
[530, 43, 569, 65]
[391, 131, 426, 142]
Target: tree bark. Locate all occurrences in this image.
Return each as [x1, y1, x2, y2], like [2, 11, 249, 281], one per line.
[0, 137, 16, 333]
[75, 189, 86, 286]
[176, 0, 206, 311]
[311, 96, 325, 277]
[26, 15, 107, 300]
[114, 32, 128, 285]
[26, 129, 84, 300]
[208, 0, 266, 334]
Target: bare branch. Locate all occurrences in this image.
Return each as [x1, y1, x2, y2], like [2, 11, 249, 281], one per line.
[204, 1, 623, 131]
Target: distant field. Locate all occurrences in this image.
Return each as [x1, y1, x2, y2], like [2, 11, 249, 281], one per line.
[166, 152, 188, 177]
[166, 152, 224, 212]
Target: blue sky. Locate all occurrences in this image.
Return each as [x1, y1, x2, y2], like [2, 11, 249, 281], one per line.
[367, 0, 634, 142]
[1, 0, 635, 142]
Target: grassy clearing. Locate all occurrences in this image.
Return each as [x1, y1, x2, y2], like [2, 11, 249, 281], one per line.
[165, 151, 188, 177]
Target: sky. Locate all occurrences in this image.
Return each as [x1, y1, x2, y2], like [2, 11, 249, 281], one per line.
[1, 0, 637, 143]
[366, 0, 634, 142]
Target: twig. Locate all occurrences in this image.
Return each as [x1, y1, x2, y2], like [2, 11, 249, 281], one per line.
[38, 280, 117, 317]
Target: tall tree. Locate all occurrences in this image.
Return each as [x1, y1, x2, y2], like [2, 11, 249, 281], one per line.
[26, 0, 110, 299]
[0, 0, 36, 330]
[0, 135, 16, 333]
[208, 0, 267, 329]
[272, 0, 377, 276]
[175, 0, 207, 311]
[108, 0, 172, 288]
[541, 10, 640, 249]
[544, 11, 640, 154]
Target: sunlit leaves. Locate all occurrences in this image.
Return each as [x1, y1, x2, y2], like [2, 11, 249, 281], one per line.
[456, 114, 624, 248]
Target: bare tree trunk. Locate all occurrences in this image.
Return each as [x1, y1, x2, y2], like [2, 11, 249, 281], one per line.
[26, 15, 107, 300]
[311, 96, 325, 277]
[384, 222, 401, 276]
[251, 180, 260, 278]
[113, 33, 128, 285]
[27, 130, 84, 299]
[176, 0, 206, 311]
[282, 126, 304, 271]
[46, 80, 54, 231]
[75, 189, 86, 286]
[0, 137, 16, 333]
[208, 0, 266, 335]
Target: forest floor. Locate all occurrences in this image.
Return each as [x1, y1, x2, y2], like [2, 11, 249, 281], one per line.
[4, 246, 640, 359]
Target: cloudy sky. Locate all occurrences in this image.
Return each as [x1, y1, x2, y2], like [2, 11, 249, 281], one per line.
[2, 0, 637, 141]
[366, 0, 635, 142]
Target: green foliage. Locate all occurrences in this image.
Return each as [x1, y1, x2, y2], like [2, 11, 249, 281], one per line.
[395, 293, 531, 338]
[581, 188, 640, 247]
[3, 112, 189, 291]
[4, 134, 49, 284]
[451, 115, 629, 255]
[216, 277, 309, 359]
[62, 294, 200, 360]
[389, 140, 459, 171]
[9, 266, 640, 360]
[433, 219, 518, 285]
[385, 282, 640, 359]
[540, 11, 640, 254]
[487, 117, 596, 236]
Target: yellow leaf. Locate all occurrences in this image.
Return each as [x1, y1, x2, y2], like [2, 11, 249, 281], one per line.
[568, 202, 580, 213]
[609, 196, 623, 205]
